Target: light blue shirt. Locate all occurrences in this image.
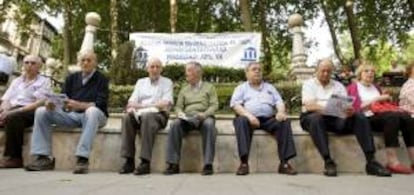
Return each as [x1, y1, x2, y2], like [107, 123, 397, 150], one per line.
[230, 81, 283, 117]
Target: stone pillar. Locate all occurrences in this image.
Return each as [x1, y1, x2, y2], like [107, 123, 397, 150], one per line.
[68, 12, 101, 72]
[288, 14, 314, 81]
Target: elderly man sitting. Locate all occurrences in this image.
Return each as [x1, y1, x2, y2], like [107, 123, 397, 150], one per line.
[25, 50, 109, 174]
[164, 61, 218, 175]
[0, 55, 51, 168]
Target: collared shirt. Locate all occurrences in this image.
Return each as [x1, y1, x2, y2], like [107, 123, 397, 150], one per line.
[1, 74, 51, 106]
[399, 78, 414, 114]
[230, 81, 283, 117]
[128, 76, 173, 109]
[82, 70, 96, 85]
[301, 78, 347, 112]
[190, 80, 202, 91]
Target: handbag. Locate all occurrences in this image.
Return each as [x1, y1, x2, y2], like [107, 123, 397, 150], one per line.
[370, 101, 400, 113]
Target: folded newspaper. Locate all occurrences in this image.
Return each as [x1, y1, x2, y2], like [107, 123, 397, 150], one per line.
[44, 92, 68, 109]
[133, 107, 159, 121]
[323, 94, 354, 118]
[178, 113, 201, 127]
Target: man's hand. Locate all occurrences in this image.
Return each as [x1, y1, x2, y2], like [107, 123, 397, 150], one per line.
[275, 112, 288, 121]
[196, 112, 206, 120]
[155, 100, 170, 110]
[125, 102, 139, 113]
[177, 111, 186, 119]
[45, 100, 56, 111]
[64, 99, 84, 111]
[344, 107, 354, 117]
[0, 111, 8, 121]
[247, 115, 260, 128]
[126, 106, 136, 113]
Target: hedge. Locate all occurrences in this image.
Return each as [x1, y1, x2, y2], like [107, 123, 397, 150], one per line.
[109, 82, 402, 114]
[109, 82, 302, 114]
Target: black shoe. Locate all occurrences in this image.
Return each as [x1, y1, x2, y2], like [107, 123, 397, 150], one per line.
[163, 163, 179, 175]
[324, 159, 337, 177]
[119, 160, 135, 174]
[73, 157, 89, 174]
[25, 156, 55, 171]
[134, 163, 150, 175]
[236, 163, 249, 175]
[278, 163, 297, 175]
[366, 160, 391, 177]
[201, 164, 213, 175]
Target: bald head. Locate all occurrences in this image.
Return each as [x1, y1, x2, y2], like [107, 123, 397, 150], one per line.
[315, 58, 334, 86]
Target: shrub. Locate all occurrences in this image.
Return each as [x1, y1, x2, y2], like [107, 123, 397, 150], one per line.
[109, 81, 303, 114]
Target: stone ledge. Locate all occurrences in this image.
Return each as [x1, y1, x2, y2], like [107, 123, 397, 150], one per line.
[0, 114, 410, 174]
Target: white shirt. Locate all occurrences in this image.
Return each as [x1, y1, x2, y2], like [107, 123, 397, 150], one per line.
[356, 82, 380, 116]
[301, 78, 347, 112]
[1, 74, 51, 106]
[128, 76, 173, 108]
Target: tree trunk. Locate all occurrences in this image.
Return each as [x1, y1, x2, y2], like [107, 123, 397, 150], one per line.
[344, 0, 361, 60]
[239, 0, 253, 31]
[170, 0, 177, 33]
[62, 1, 73, 69]
[110, 0, 119, 66]
[194, 0, 209, 32]
[258, 0, 271, 75]
[408, 0, 414, 20]
[320, 0, 345, 65]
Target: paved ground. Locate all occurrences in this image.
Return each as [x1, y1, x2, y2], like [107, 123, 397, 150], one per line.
[0, 170, 413, 195]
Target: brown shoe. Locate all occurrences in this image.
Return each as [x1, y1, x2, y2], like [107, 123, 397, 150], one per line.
[278, 163, 297, 175]
[236, 163, 249, 175]
[0, 158, 23, 168]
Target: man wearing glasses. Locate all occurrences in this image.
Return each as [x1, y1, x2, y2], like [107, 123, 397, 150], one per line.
[25, 50, 109, 174]
[0, 55, 51, 168]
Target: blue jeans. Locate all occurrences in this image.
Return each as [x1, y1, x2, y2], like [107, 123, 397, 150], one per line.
[30, 106, 107, 158]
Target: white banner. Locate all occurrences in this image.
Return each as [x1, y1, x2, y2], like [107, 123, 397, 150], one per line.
[129, 33, 261, 69]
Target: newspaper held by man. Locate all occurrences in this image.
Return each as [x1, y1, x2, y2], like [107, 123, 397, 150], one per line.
[177, 112, 201, 127]
[133, 106, 159, 122]
[44, 92, 68, 110]
[323, 94, 354, 118]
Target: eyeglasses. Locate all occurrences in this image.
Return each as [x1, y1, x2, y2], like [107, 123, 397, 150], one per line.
[81, 58, 92, 62]
[24, 61, 37, 65]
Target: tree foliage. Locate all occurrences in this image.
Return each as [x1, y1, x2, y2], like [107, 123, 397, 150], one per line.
[8, 0, 413, 84]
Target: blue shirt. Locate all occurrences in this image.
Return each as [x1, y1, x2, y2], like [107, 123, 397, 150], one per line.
[230, 81, 283, 117]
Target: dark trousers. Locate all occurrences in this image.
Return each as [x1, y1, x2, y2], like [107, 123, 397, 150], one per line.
[233, 116, 297, 162]
[4, 110, 35, 159]
[300, 112, 375, 159]
[120, 112, 168, 161]
[369, 111, 414, 147]
[166, 117, 217, 165]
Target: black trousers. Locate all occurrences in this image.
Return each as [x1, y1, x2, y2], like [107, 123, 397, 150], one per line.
[300, 112, 375, 158]
[369, 111, 414, 147]
[3, 110, 35, 159]
[233, 116, 297, 162]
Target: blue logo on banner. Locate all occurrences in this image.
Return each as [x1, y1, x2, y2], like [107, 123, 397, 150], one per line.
[241, 47, 257, 62]
[134, 46, 148, 69]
